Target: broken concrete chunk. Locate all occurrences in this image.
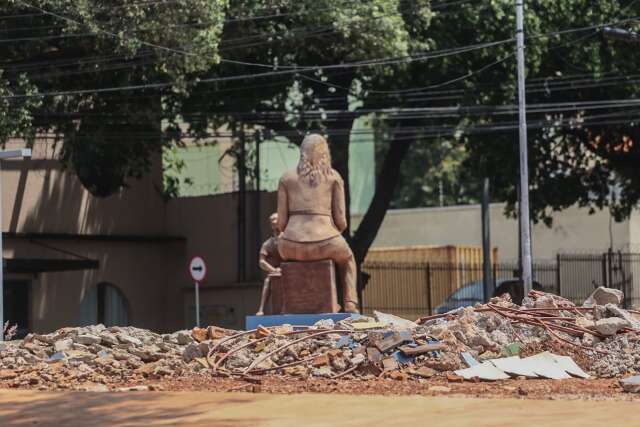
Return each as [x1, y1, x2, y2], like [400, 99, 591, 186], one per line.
[374, 311, 419, 330]
[382, 357, 399, 371]
[409, 366, 436, 378]
[399, 343, 446, 356]
[594, 317, 630, 336]
[605, 304, 640, 329]
[620, 375, 640, 393]
[175, 331, 193, 345]
[53, 339, 73, 352]
[182, 342, 203, 363]
[350, 354, 365, 366]
[74, 334, 102, 346]
[312, 354, 329, 367]
[207, 326, 227, 340]
[116, 334, 142, 347]
[373, 330, 412, 353]
[366, 347, 383, 363]
[191, 327, 208, 343]
[583, 286, 624, 307]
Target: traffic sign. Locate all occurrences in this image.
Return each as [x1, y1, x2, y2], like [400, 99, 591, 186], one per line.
[189, 256, 207, 282]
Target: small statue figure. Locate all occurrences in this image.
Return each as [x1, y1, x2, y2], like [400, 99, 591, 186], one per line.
[256, 213, 282, 316]
[276, 134, 359, 313]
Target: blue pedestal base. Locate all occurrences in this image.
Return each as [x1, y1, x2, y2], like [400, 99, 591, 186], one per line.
[245, 313, 355, 330]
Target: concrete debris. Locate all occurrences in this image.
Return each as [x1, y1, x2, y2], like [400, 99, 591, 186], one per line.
[455, 361, 510, 381]
[594, 317, 630, 336]
[619, 375, 640, 393]
[583, 286, 624, 308]
[0, 325, 218, 390]
[455, 352, 587, 381]
[1, 290, 638, 389]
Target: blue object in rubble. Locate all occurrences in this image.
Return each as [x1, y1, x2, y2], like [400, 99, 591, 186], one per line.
[335, 336, 352, 348]
[245, 313, 357, 330]
[392, 350, 414, 366]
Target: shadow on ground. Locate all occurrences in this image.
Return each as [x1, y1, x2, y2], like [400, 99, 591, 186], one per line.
[0, 390, 263, 427]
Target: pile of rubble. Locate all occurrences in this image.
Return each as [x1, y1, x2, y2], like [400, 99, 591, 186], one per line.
[1, 287, 639, 390]
[0, 324, 224, 390]
[204, 287, 640, 381]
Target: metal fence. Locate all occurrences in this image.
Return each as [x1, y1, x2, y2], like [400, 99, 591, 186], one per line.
[361, 252, 639, 319]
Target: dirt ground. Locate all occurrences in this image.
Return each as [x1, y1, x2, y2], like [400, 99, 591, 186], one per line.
[154, 374, 640, 400]
[3, 372, 637, 401]
[1, 389, 639, 427]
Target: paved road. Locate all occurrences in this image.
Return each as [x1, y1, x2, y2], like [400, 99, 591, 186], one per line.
[0, 389, 635, 426]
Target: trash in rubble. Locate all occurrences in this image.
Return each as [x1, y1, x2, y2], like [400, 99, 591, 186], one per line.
[454, 352, 588, 381]
[351, 321, 386, 330]
[620, 375, 640, 393]
[455, 361, 511, 381]
[374, 310, 419, 330]
[2, 290, 639, 391]
[490, 356, 538, 378]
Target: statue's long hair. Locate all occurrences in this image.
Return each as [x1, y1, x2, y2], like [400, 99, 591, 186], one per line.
[297, 134, 335, 186]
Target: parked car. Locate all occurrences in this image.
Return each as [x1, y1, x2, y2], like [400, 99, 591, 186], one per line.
[434, 278, 542, 314]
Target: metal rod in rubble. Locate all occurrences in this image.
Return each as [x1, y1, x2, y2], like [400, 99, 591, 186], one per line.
[516, 0, 533, 292]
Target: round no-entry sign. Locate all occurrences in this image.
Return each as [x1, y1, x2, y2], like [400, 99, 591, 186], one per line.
[189, 256, 207, 282]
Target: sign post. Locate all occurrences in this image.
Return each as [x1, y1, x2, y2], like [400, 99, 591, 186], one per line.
[188, 256, 207, 327]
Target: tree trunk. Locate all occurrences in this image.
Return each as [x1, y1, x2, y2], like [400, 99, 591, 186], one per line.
[328, 106, 354, 242]
[352, 132, 414, 265]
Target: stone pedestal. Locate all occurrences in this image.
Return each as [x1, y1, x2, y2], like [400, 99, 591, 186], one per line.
[278, 259, 339, 314]
[269, 276, 284, 314]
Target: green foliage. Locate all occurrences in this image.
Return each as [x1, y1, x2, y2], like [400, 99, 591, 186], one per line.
[0, 0, 227, 196]
[452, 0, 640, 224]
[162, 144, 193, 199]
[388, 138, 481, 208]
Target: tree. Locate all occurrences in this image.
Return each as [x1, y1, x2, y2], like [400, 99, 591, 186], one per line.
[179, 0, 433, 269]
[0, 0, 227, 196]
[395, 0, 640, 225]
[4, 0, 640, 273]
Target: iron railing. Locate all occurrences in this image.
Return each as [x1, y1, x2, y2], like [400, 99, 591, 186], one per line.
[361, 252, 638, 319]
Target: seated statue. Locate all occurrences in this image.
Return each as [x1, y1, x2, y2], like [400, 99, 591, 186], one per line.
[276, 133, 359, 314]
[256, 213, 282, 316]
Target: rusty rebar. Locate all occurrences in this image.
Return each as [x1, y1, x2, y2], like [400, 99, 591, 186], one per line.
[242, 329, 351, 374]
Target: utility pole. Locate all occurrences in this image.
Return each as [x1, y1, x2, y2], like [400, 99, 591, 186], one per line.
[481, 178, 493, 302]
[516, 0, 533, 292]
[0, 149, 31, 342]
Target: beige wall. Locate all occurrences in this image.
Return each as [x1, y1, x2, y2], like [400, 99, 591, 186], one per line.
[3, 140, 167, 236]
[630, 211, 640, 252]
[1, 139, 277, 333]
[353, 203, 633, 260]
[164, 192, 277, 330]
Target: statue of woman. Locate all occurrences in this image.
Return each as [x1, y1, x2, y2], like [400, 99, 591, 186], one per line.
[276, 134, 359, 313]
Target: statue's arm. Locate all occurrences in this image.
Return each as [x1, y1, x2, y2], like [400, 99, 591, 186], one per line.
[332, 175, 348, 232]
[259, 254, 278, 274]
[277, 179, 289, 232]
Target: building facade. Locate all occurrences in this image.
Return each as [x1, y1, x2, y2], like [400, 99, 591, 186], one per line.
[2, 139, 276, 335]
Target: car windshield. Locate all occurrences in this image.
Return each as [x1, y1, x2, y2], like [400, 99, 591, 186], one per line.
[449, 281, 483, 301]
